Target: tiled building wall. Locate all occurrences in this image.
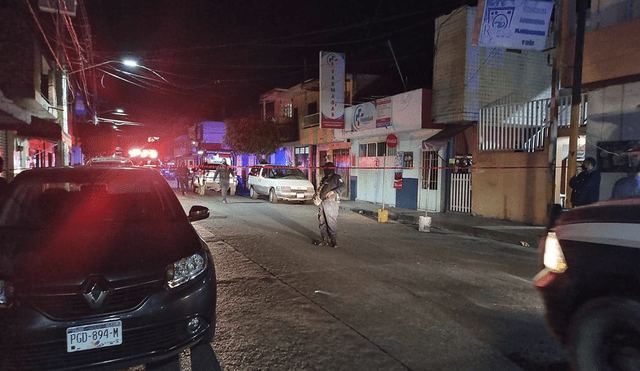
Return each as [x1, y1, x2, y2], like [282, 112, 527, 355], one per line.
[432, 6, 552, 125]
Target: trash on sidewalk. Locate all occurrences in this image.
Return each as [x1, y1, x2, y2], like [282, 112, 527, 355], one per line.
[419, 215, 432, 232]
[378, 209, 388, 223]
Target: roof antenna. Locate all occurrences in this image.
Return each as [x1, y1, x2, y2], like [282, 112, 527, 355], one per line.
[387, 40, 406, 92]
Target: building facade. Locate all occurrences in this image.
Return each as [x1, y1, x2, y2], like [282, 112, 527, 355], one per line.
[434, 5, 555, 224]
[561, 0, 640, 200]
[0, 1, 75, 180]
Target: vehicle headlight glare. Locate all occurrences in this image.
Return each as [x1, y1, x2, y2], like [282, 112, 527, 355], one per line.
[543, 232, 567, 273]
[167, 253, 207, 289]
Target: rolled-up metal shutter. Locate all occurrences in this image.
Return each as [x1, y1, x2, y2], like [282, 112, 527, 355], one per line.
[0, 130, 7, 176]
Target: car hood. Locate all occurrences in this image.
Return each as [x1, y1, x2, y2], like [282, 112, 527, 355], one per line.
[275, 179, 313, 187]
[0, 222, 203, 285]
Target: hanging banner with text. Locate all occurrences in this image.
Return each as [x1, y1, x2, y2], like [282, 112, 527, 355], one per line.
[478, 0, 554, 51]
[319, 51, 345, 129]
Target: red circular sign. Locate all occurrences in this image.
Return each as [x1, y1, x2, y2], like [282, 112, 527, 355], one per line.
[386, 134, 398, 148]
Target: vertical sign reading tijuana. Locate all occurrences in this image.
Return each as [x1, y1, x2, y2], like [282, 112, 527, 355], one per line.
[319, 51, 345, 129]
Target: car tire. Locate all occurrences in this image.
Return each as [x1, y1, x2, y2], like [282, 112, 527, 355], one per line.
[250, 186, 258, 199]
[229, 186, 236, 196]
[269, 188, 278, 203]
[569, 296, 640, 371]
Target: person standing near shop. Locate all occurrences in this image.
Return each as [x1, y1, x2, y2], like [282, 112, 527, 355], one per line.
[213, 159, 232, 203]
[177, 164, 189, 196]
[313, 162, 346, 248]
[569, 157, 601, 207]
[611, 163, 640, 199]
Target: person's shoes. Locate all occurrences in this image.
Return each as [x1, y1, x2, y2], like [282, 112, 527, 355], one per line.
[222, 200, 227, 203]
[330, 239, 337, 248]
[313, 238, 330, 246]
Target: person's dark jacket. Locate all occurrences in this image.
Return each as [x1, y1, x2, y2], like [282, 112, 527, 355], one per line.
[213, 165, 232, 186]
[569, 168, 601, 206]
[318, 173, 346, 201]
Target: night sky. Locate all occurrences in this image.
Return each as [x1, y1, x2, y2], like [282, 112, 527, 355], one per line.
[82, 0, 477, 138]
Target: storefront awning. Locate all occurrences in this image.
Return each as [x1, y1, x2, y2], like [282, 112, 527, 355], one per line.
[422, 123, 472, 151]
[0, 116, 61, 142]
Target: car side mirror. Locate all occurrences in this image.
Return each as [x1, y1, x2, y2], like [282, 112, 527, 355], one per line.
[188, 205, 210, 222]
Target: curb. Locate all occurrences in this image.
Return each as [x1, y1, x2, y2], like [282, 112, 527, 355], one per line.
[344, 206, 542, 248]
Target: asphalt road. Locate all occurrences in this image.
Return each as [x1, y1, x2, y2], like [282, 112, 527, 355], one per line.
[159, 188, 569, 371]
[124, 186, 567, 371]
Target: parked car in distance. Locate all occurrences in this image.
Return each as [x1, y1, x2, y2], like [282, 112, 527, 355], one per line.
[192, 163, 238, 196]
[86, 156, 133, 167]
[534, 198, 640, 370]
[0, 166, 216, 371]
[247, 164, 315, 203]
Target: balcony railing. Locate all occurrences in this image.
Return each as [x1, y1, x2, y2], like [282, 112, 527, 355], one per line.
[478, 94, 587, 152]
[303, 113, 319, 128]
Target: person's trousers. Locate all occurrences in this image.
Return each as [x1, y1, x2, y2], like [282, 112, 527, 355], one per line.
[220, 183, 229, 201]
[318, 200, 339, 242]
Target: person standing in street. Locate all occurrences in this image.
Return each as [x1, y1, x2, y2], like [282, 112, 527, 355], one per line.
[0, 156, 9, 198]
[213, 159, 232, 203]
[569, 157, 601, 207]
[611, 163, 640, 199]
[177, 164, 189, 196]
[313, 162, 346, 248]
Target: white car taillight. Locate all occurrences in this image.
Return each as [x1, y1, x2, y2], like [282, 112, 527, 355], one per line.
[543, 232, 567, 273]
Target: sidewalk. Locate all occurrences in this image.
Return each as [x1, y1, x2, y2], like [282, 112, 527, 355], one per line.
[338, 200, 546, 249]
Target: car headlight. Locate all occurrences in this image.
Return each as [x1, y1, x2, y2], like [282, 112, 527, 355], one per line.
[166, 253, 207, 289]
[543, 232, 567, 273]
[280, 186, 291, 192]
[0, 279, 14, 308]
[307, 186, 314, 192]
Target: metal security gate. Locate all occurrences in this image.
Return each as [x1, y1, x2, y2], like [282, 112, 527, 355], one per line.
[332, 148, 350, 197]
[449, 173, 471, 213]
[0, 130, 6, 177]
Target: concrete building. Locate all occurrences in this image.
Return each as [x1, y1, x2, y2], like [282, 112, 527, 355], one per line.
[561, 0, 640, 199]
[433, 5, 555, 225]
[0, 1, 77, 180]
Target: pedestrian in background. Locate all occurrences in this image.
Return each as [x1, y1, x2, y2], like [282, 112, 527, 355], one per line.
[611, 162, 640, 199]
[213, 159, 232, 203]
[177, 164, 189, 196]
[569, 157, 601, 207]
[0, 156, 9, 197]
[313, 162, 346, 248]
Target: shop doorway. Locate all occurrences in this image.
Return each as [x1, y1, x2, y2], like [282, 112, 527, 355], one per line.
[332, 148, 350, 198]
[419, 150, 442, 212]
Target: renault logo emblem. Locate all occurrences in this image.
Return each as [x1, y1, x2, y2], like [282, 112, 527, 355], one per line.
[81, 277, 109, 309]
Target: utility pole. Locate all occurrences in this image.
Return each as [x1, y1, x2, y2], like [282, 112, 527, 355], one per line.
[546, 0, 563, 216]
[567, 0, 587, 208]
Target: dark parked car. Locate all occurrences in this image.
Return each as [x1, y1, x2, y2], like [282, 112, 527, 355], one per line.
[534, 198, 640, 370]
[0, 166, 216, 371]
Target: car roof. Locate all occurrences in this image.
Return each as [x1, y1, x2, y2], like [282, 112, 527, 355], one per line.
[12, 166, 163, 183]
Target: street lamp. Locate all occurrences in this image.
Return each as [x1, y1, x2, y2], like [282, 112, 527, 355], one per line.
[67, 59, 138, 76]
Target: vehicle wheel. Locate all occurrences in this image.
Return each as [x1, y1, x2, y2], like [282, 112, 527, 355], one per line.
[229, 186, 236, 196]
[569, 297, 640, 371]
[269, 188, 278, 203]
[250, 186, 258, 199]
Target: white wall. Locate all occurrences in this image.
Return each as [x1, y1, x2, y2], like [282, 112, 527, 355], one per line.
[335, 89, 424, 140]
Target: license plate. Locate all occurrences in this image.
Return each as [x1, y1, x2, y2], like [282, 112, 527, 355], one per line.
[297, 193, 305, 199]
[67, 321, 122, 353]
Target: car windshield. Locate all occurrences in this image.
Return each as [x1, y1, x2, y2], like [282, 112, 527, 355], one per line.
[0, 172, 181, 228]
[272, 168, 307, 179]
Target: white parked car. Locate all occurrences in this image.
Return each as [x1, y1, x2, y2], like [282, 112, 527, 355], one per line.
[247, 165, 315, 203]
[192, 163, 238, 196]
